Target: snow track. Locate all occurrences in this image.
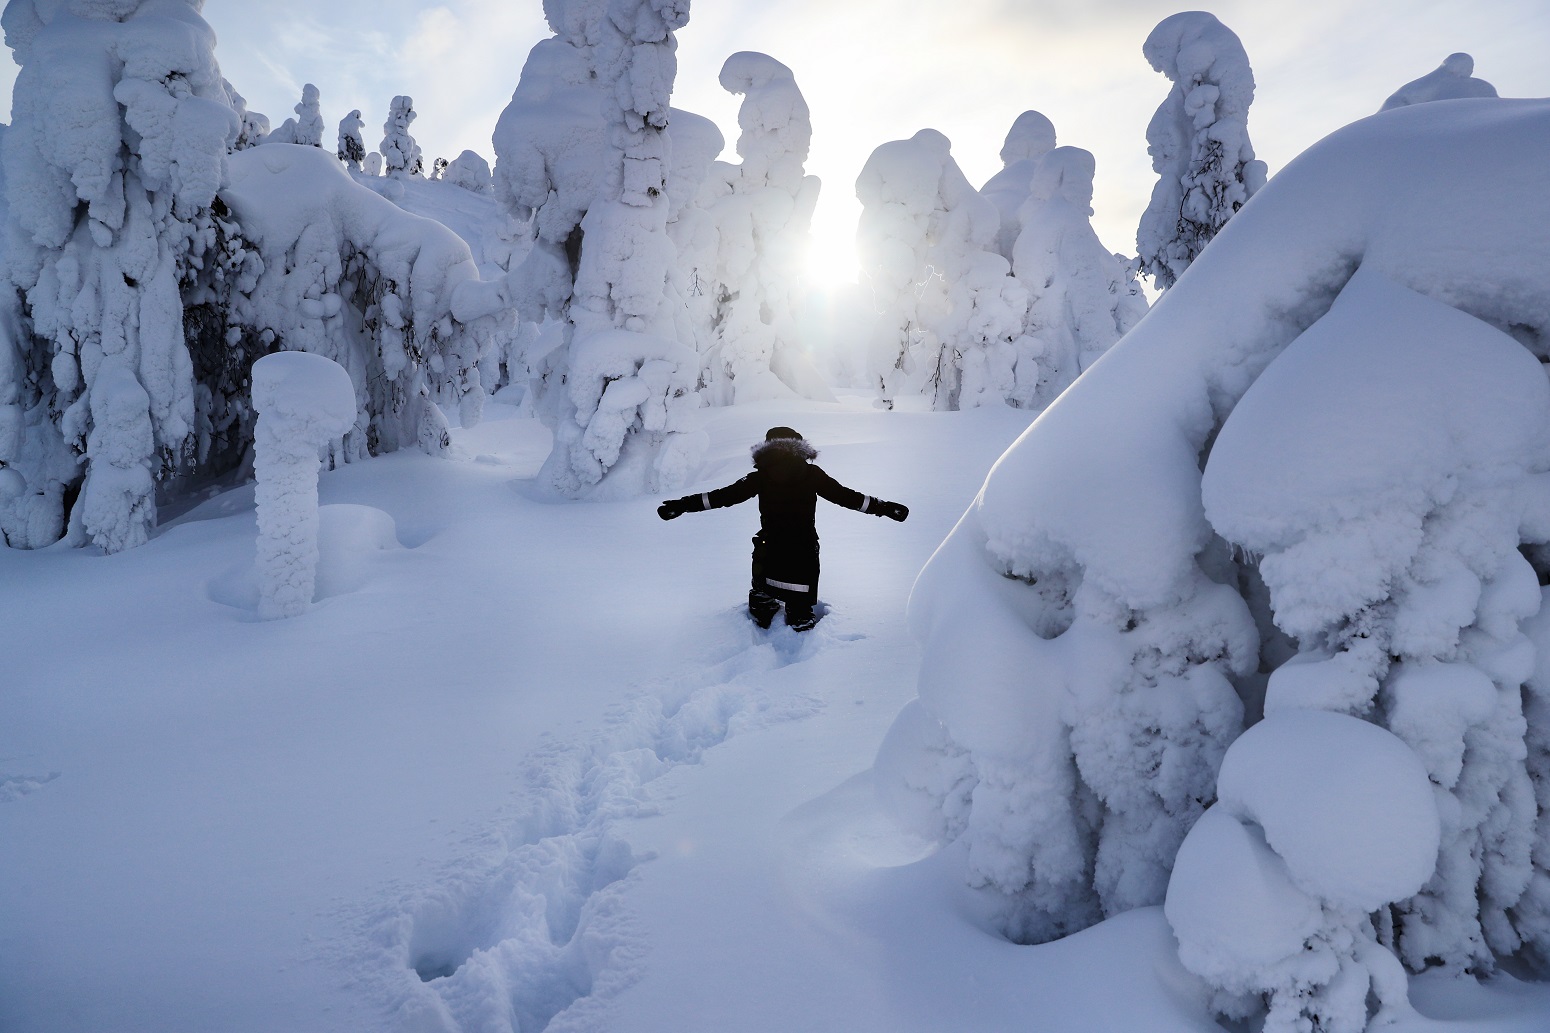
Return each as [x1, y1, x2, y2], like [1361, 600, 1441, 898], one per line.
[361, 611, 846, 1033]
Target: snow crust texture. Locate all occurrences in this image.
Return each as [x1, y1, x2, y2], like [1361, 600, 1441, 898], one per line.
[885, 96, 1550, 1031]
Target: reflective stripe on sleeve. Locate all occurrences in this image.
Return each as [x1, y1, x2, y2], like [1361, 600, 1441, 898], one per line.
[862, 495, 875, 513]
[764, 577, 811, 593]
[701, 492, 712, 509]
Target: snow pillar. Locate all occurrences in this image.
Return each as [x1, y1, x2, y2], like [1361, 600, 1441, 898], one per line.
[251, 353, 358, 620]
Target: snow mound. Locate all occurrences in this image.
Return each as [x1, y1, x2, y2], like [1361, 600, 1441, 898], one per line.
[207, 504, 404, 614]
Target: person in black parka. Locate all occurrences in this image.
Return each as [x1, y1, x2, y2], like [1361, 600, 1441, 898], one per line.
[658, 426, 908, 631]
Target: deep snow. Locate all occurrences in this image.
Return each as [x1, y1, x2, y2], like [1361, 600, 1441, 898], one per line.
[5, 393, 1550, 1032]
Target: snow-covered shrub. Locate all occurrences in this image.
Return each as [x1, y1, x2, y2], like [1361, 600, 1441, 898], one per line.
[0, 0, 239, 551]
[1380, 53, 1498, 111]
[879, 96, 1550, 996]
[380, 96, 423, 178]
[1136, 11, 1266, 290]
[979, 110, 1057, 261]
[442, 150, 492, 195]
[697, 52, 829, 405]
[223, 82, 269, 151]
[1167, 711, 1439, 1033]
[855, 129, 1027, 410]
[219, 145, 504, 460]
[1009, 146, 1147, 410]
[337, 110, 366, 172]
[251, 351, 356, 620]
[493, 0, 704, 499]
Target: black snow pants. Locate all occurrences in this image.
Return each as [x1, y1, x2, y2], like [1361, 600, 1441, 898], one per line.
[748, 533, 819, 628]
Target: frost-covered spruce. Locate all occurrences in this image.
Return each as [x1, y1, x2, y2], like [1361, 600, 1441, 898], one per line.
[697, 52, 829, 405]
[442, 150, 492, 194]
[1135, 11, 1266, 290]
[251, 352, 356, 620]
[856, 129, 1026, 410]
[1009, 147, 1147, 410]
[219, 146, 504, 460]
[0, 0, 239, 551]
[877, 96, 1550, 1022]
[493, 0, 704, 499]
[1380, 53, 1498, 111]
[292, 84, 323, 148]
[223, 81, 270, 151]
[337, 110, 366, 172]
[979, 110, 1057, 261]
[380, 96, 423, 178]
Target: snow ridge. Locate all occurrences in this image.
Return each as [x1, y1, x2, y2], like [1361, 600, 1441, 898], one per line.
[358, 616, 837, 1033]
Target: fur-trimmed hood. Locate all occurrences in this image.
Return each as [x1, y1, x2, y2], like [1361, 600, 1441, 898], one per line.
[751, 437, 818, 469]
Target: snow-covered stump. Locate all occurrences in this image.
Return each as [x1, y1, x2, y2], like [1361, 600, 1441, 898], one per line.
[251, 353, 357, 620]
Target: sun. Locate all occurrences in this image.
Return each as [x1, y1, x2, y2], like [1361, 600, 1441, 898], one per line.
[802, 216, 861, 288]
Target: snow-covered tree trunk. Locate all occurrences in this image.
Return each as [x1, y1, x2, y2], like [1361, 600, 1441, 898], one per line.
[0, 0, 238, 551]
[1135, 12, 1266, 290]
[1009, 146, 1147, 410]
[494, 0, 703, 499]
[381, 96, 423, 178]
[251, 352, 356, 620]
[856, 129, 1024, 411]
[697, 52, 828, 405]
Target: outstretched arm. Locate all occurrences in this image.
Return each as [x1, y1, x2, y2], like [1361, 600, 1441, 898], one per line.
[814, 469, 908, 522]
[658, 474, 760, 520]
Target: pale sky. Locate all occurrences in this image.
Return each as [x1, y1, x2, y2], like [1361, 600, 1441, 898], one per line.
[6, 0, 1548, 282]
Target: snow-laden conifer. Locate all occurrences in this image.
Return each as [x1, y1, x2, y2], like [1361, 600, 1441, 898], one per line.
[380, 95, 423, 177]
[980, 110, 1057, 261]
[697, 52, 828, 405]
[0, 0, 238, 550]
[1135, 11, 1266, 290]
[494, 0, 704, 499]
[878, 97, 1550, 1028]
[1009, 146, 1147, 410]
[337, 109, 366, 172]
[855, 129, 1025, 410]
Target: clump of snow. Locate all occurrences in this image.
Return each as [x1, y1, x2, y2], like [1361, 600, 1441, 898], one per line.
[856, 129, 1027, 411]
[1381, 53, 1498, 111]
[886, 95, 1550, 1009]
[1135, 11, 1266, 290]
[250, 351, 356, 619]
[1167, 710, 1438, 1032]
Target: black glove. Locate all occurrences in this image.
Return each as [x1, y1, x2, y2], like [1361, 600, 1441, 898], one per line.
[658, 501, 684, 521]
[877, 501, 908, 522]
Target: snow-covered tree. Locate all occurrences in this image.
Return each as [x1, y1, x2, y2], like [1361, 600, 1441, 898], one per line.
[494, 0, 704, 499]
[219, 146, 502, 461]
[697, 52, 829, 405]
[855, 129, 1027, 411]
[264, 83, 324, 148]
[380, 95, 423, 177]
[876, 96, 1550, 1030]
[1136, 11, 1266, 290]
[223, 81, 270, 151]
[337, 109, 365, 172]
[442, 150, 492, 194]
[0, 0, 239, 551]
[1380, 52, 1498, 111]
[979, 110, 1057, 261]
[1009, 146, 1147, 410]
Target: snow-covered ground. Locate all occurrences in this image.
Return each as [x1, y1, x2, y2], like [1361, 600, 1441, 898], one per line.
[5, 391, 1550, 1032]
